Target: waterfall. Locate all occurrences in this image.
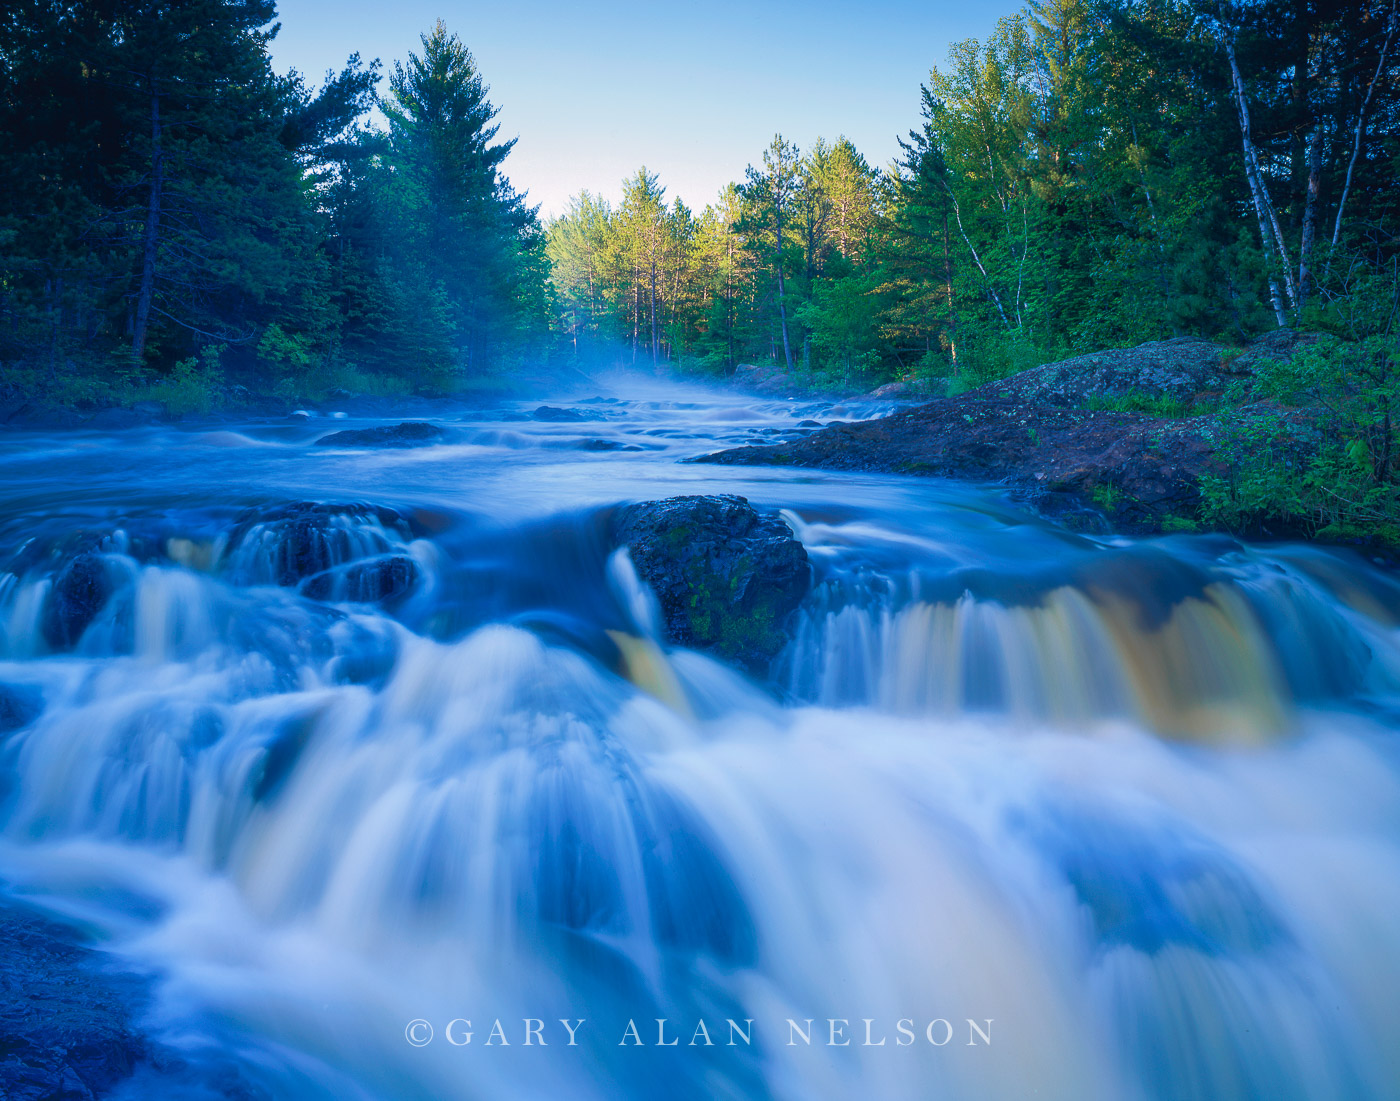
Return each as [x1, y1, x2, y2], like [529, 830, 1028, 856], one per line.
[1, 400, 1398, 1101]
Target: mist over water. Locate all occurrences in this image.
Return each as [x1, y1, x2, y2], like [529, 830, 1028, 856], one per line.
[2, 380, 1399, 1100]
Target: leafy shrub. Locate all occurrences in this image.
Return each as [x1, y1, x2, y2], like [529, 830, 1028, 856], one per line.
[1085, 392, 1200, 418]
[794, 274, 883, 383]
[1198, 333, 1400, 544]
[952, 325, 1059, 387]
[673, 351, 731, 378]
[1194, 252, 1400, 544]
[142, 345, 224, 415]
[258, 324, 412, 403]
[1091, 482, 1125, 511]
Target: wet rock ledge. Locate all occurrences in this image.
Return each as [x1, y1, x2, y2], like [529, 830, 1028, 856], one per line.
[612, 495, 810, 675]
[702, 332, 1319, 535]
[0, 902, 264, 1099]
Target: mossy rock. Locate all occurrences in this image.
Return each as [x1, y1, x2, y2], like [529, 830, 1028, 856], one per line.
[612, 495, 811, 675]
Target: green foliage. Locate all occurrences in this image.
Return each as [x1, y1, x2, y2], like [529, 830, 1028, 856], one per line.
[0, 6, 543, 399]
[954, 329, 1057, 387]
[1085, 392, 1200, 417]
[379, 21, 546, 373]
[257, 324, 412, 404]
[4, 0, 1399, 418]
[257, 324, 318, 382]
[539, 0, 1399, 411]
[1091, 482, 1125, 511]
[673, 351, 731, 378]
[1199, 427, 1400, 545]
[1199, 272, 1400, 545]
[0, 363, 127, 410]
[795, 274, 882, 383]
[544, 0, 1388, 387]
[142, 347, 225, 416]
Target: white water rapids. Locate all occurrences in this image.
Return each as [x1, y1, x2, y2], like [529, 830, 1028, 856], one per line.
[1, 382, 1398, 1100]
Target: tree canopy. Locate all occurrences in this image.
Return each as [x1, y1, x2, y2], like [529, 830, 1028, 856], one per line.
[547, 0, 1400, 387]
[2, 0, 1396, 404]
[0, 2, 547, 403]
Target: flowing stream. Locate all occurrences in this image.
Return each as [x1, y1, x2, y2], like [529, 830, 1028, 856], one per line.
[2, 379, 1399, 1100]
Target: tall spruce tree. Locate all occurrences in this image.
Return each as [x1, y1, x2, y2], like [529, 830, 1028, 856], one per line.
[383, 21, 543, 377]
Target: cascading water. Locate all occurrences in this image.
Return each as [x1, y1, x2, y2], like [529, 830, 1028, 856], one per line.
[1, 387, 1398, 1100]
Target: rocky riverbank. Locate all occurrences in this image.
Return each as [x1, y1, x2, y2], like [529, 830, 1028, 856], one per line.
[0, 901, 264, 1100]
[702, 332, 1323, 536]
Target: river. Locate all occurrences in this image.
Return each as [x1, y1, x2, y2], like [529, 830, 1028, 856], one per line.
[1, 378, 1398, 1100]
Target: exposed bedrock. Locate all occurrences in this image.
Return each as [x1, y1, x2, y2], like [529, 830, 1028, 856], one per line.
[611, 495, 811, 675]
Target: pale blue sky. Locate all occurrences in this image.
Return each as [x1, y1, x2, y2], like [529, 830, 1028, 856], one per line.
[268, 0, 1023, 218]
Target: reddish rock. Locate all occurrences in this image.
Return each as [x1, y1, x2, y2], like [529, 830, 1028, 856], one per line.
[699, 397, 1220, 532]
[701, 332, 1331, 534]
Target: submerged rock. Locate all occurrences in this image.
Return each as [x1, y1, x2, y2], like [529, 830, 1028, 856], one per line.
[531, 405, 587, 422]
[612, 495, 810, 675]
[0, 903, 265, 1100]
[221, 502, 412, 589]
[300, 553, 421, 605]
[314, 421, 444, 448]
[0, 683, 43, 735]
[41, 552, 111, 651]
[0, 904, 146, 1100]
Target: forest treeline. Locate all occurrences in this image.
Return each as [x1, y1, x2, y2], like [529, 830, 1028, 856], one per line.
[552, 0, 1400, 388]
[1, 0, 1397, 410]
[1, 5, 547, 407]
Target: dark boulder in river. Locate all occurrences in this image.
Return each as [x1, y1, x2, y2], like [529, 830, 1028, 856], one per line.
[612, 495, 810, 675]
[314, 421, 444, 448]
[221, 502, 416, 598]
[0, 904, 147, 1100]
[0, 683, 43, 735]
[299, 553, 420, 606]
[41, 551, 111, 651]
[0, 903, 265, 1099]
[531, 405, 588, 422]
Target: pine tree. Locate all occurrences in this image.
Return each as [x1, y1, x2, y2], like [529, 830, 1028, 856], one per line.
[617, 168, 668, 365]
[738, 135, 802, 372]
[383, 21, 543, 377]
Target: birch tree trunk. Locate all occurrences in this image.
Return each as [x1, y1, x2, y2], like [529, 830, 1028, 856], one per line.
[943, 211, 958, 372]
[1331, 2, 1397, 250]
[942, 180, 1011, 328]
[726, 237, 735, 366]
[1225, 35, 1291, 327]
[1130, 121, 1163, 249]
[631, 281, 639, 364]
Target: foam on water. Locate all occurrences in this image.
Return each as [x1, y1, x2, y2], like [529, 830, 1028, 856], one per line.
[1, 388, 1398, 1100]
